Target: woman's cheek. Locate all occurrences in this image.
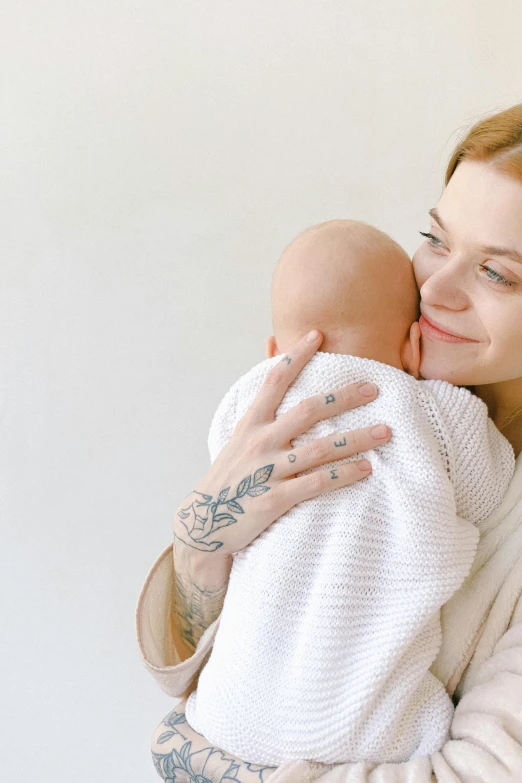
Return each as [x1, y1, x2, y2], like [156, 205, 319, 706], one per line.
[412, 248, 431, 289]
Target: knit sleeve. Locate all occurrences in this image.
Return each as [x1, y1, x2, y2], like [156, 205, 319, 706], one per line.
[420, 380, 515, 523]
[135, 543, 220, 701]
[270, 592, 522, 782]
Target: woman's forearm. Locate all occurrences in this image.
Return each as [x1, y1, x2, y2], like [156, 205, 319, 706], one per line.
[172, 534, 232, 659]
[152, 701, 276, 782]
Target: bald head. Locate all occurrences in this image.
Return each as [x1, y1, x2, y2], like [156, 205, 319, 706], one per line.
[271, 220, 419, 367]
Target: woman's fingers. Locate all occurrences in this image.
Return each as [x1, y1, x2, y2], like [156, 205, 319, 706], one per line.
[276, 459, 373, 515]
[248, 330, 324, 424]
[276, 424, 391, 478]
[274, 381, 378, 443]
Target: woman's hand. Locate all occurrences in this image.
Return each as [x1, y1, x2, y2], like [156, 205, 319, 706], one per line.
[171, 330, 391, 658]
[174, 329, 390, 558]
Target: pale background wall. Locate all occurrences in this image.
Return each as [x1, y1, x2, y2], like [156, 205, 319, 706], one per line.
[2, 1, 522, 780]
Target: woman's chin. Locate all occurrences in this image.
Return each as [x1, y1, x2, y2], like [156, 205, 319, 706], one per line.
[418, 338, 483, 386]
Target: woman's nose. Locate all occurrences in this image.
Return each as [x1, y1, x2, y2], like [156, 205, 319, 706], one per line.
[419, 262, 469, 311]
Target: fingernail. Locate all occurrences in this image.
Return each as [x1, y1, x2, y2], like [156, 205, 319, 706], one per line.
[358, 460, 372, 472]
[306, 330, 320, 343]
[371, 424, 389, 439]
[358, 382, 376, 397]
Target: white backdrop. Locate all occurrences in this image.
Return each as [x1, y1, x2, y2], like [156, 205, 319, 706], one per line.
[2, 1, 522, 780]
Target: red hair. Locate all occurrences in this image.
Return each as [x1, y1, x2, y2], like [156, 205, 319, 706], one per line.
[446, 104, 522, 185]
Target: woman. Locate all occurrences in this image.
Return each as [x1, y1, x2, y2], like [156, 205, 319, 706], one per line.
[137, 104, 522, 782]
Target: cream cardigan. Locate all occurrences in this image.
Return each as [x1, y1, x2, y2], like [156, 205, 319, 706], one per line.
[136, 453, 522, 782]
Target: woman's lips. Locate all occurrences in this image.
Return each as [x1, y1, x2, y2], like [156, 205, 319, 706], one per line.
[419, 314, 479, 344]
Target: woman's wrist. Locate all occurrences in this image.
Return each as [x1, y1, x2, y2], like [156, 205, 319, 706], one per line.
[174, 539, 232, 594]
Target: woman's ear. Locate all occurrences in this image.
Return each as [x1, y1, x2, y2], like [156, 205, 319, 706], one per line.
[265, 335, 279, 358]
[401, 322, 421, 379]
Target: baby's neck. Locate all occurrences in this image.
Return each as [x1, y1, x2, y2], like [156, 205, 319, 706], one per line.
[316, 332, 404, 371]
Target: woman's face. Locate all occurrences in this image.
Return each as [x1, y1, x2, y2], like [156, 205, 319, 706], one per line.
[413, 160, 522, 386]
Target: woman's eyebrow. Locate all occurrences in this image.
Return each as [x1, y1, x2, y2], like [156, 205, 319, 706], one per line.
[429, 207, 522, 264]
[428, 208, 446, 230]
[481, 244, 522, 264]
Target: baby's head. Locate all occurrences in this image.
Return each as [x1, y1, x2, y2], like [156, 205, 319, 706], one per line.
[267, 220, 421, 376]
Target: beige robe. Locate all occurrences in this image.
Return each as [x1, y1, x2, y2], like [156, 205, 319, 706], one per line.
[137, 453, 522, 782]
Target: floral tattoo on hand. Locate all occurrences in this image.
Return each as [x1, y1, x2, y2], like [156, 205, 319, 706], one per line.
[175, 465, 274, 553]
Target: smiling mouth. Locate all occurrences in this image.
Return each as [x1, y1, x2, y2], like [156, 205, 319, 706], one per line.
[419, 314, 479, 344]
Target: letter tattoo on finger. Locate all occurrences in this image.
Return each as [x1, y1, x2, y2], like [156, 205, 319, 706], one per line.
[288, 453, 297, 463]
[330, 469, 338, 479]
[282, 355, 292, 365]
[334, 437, 347, 448]
[325, 394, 335, 404]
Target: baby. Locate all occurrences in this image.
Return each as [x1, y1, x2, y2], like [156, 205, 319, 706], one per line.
[182, 220, 515, 766]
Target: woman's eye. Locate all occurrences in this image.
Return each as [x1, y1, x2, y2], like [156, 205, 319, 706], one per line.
[419, 230, 516, 287]
[481, 264, 513, 287]
[419, 231, 444, 249]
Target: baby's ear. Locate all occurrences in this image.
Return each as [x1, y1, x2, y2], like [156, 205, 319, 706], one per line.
[401, 322, 421, 379]
[265, 335, 279, 359]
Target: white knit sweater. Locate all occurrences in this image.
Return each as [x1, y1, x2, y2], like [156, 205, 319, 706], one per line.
[184, 353, 515, 766]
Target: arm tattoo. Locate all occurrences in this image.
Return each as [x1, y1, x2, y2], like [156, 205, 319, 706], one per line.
[175, 465, 274, 553]
[174, 570, 227, 652]
[152, 708, 276, 782]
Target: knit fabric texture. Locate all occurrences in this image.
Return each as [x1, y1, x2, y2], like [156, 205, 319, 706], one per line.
[184, 353, 515, 766]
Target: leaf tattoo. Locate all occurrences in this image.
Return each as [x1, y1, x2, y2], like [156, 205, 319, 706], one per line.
[253, 465, 273, 485]
[227, 500, 244, 514]
[175, 465, 275, 554]
[236, 476, 251, 497]
[247, 485, 270, 497]
[157, 731, 176, 744]
[218, 487, 230, 503]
